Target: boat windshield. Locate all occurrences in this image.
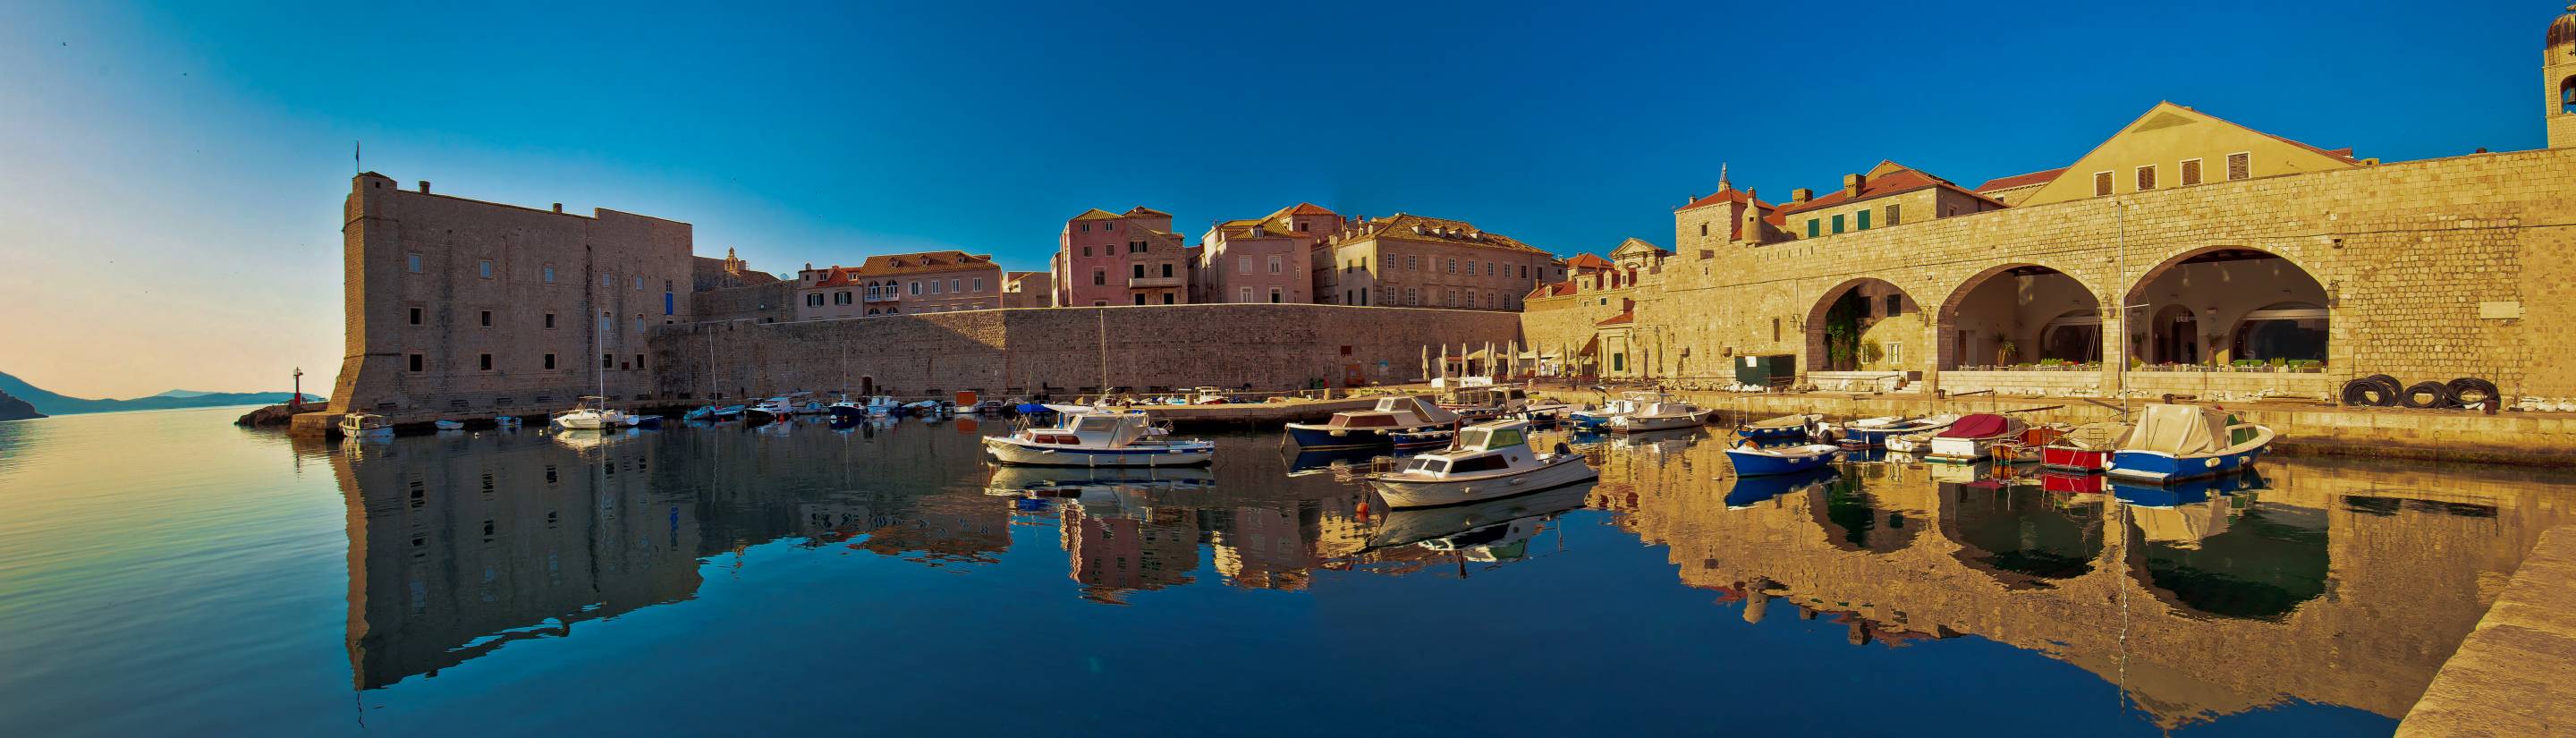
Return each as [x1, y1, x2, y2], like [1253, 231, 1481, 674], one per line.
[1339, 414, 1397, 428]
[1486, 428, 1524, 449]
[1073, 416, 1123, 433]
[1404, 457, 1446, 473]
[1458, 428, 1489, 448]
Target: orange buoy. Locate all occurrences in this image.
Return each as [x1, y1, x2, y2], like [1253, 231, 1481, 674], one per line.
[1356, 501, 1370, 521]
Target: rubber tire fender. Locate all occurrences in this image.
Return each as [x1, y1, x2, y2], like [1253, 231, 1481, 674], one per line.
[2447, 377, 2500, 407]
[2401, 380, 2456, 410]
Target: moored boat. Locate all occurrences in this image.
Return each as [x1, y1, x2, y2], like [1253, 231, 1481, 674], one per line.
[550, 396, 629, 431]
[683, 405, 717, 421]
[1724, 440, 1843, 477]
[338, 412, 394, 438]
[745, 396, 796, 424]
[1283, 395, 1459, 451]
[983, 409, 1214, 467]
[1838, 414, 1957, 449]
[2040, 421, 2131, 472]
[2105, 404, 2274, 484]
[1738, 413, 1821, 441]
[1606, 398, 1711, 433]
[1364, 420, 1596, 509]
[1724, 466, 1837, 509]
[1924, 413, 2028, 464]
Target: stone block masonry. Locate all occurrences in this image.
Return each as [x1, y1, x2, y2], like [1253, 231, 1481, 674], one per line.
[650, 304, 1524, 402]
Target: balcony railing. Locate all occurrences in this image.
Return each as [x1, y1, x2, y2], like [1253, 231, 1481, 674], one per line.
[1128, 276, 1185, 288]
[864, 293, 902, 302]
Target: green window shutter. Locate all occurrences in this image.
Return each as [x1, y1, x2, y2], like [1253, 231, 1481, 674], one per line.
[1832, 215, 1845, 233]
[1857, 209, 1871, 230]
[1807, 219, 1819, 237]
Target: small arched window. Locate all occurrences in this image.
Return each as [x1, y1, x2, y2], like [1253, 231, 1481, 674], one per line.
[2563, 76, 2575, 114]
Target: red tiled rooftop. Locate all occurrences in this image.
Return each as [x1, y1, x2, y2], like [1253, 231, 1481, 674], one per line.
[1974, 167, 2068, 193]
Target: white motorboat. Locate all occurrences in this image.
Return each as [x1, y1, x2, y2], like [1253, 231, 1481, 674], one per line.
[983, 409, 1215, 467]
[338, 412, 393, 438]
[866, 395, 902, 417]
[1606, 398, 1710, 433]
[1365, 420, 1597, 509]
[550, 396, 629, 431]
[746, 395, 797, 424]
[1925, 413, 2030, 464]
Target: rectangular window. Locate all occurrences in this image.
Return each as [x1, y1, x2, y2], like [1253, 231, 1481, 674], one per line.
[949, 278, 960, 293]
[1267, 255, 1282, 274]
[544, 313, 556, 328]
[1445, 259, 1457, 274]
[1885, 294, 1902, 315]
[1519, 265, 1528, 279]
[407, 253, 422, 273]
[479, 353, 493, 371]
[635, 353, 645, 369]
[476, 259, 492, 278]
[2136, 165, 2157, 191]
[1237, 256, 1251, 274]
[602, 353, 614, 369]
[1268, 287, 1283, 303]
[1445, 289, 1458, 307]
[1772, 318, 1781, 342]
[1161, 293, 1174, 305]
[910, 281, 922, 295]
[479, 310, 493, 327]
[602, 273, 613, 287]
[1856, 210, 1871, 230]
[1239, 286, 1253, 302]
[1131, 264, 1144, 279]
[1082, 246, 1092, 257]
[2226, 152, 2251, 180]
[1886, 343, 1902, 365]
[1406, 255, 1418, 270]
[2181, 158, 2203, 186]
[1886, 204, 1902, 225]
[1133, 293, 1147, 305]
[2094, 171, 2114, 196]
[1806, 219, 1819, 237]
[1160, 263, 1173, 278]
[634, 276, 644, 291]
[408, 353, 423, 372]
[544, 353, 556, 370]
[543, 266, 555, 283]
[971, 277, 984, 292]
[409, 307, 423, 326]
[808, 293, 822, 307]
[1405, 288, 1419, 306]
[1831, 214, 1845, 233]
[1093, 270, 1105, 285]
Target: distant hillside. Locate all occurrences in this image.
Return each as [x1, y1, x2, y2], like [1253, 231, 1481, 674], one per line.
[0, 389, 40, 421]
[0, 371, 321, 416]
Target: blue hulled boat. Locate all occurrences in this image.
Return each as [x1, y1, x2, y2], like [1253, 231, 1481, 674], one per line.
[1283, 395, 1460, 451]
[1737, 413, 1821, 441]
[1724, 467, 1837, 508]
[1724, 440, 1842, 477]
[2104, 404, 2274, 484]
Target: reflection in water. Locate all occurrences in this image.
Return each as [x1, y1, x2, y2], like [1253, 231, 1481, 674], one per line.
[304, 411, 2576, 734]
[1943, 482, 2105, 583]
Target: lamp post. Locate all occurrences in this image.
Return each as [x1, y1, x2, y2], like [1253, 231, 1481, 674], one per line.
[292, 368, 304, 410]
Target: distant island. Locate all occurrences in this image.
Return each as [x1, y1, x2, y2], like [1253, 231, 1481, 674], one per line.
[0, 370, 321, 417]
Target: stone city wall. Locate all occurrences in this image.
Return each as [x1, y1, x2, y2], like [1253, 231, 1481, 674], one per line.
[648, 303, 1523, 402]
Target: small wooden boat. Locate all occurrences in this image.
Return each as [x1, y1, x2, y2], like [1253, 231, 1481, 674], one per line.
[2040, 421, 2131, 472]
[1737, 413, 1821, 441]
[1607, 399, 1711, 433]
[2105, 404, 2274, 484]
[1724, 440, 1843, 476]
[1838, 414, 1957, 449]
[1284, 395, 1459, 451]
[983, 410, 1214, 467]
[683, 405, 717, 421]
[1365, 420, 1596, 509]
[1924, 413, 2028, 464]
[338, 412, 393, 438]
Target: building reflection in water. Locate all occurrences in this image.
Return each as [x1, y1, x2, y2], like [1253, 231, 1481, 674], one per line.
[335, 419, 2570, 731]
[1600, 435, 2564, 729]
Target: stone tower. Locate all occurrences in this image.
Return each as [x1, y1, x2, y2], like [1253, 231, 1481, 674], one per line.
[2550, 5, 2576, 148]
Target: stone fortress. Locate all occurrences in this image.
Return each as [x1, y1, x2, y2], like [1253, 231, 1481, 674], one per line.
[318, 7, 2576, 427]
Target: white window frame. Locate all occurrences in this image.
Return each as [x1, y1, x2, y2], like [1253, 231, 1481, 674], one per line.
[2135, 165, 2157, 191]
[1267, 255, 1282, 274]
[1268, 286, 1283, 303]
[2179, 157, 2204, 187]
[2225, 151, 2253, 181]
[1238, 256, 1251, 274]
[2091, 171, 2114, 197]
[1239, 286, 1253, 302]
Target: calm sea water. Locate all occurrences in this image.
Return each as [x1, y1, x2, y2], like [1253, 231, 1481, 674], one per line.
[3, 407, 2569, 736]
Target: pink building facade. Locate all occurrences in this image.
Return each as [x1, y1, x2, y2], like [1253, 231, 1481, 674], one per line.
[1197, 203, 1343, 304]
[1052, 207, 1191, 307]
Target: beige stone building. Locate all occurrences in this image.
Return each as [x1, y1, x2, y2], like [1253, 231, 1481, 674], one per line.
[326, 173, 696, 419]
[1523, 11, 2576, 401]
[794, 250, 1001, 320]
[1001, 270, 1052, 309]
[1313, 213, 1560, 310]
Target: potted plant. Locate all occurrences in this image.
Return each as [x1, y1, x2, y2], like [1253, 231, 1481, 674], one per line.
[1994, 334, 2015, 367]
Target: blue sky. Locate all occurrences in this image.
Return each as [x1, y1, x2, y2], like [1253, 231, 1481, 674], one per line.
[0, 1, 2554, 396]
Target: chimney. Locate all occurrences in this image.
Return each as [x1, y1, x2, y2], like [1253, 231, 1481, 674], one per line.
[552, 203, 564, 213]
[1843, 174, 1864, 198]
[1791, 188, 1813, 203]
[418, 181, 431, 194]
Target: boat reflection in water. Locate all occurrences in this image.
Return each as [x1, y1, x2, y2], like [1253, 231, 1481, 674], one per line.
[311, 409, 2565, 735]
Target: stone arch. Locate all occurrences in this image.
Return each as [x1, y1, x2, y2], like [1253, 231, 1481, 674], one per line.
[2120, 245, 2328, 367]
[1933, 261, 2106, 370]
[1803, 277, 1920, 373]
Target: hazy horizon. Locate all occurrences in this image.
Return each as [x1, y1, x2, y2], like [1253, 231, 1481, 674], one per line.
[0, 1, 2546, 398]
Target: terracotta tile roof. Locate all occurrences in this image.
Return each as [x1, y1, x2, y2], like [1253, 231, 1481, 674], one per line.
[1595, 310, 1635, 327]
[1071, 208, 1123, 221]
[1676, 185, 1775, 213]
[1344, 213, 1544, 254]
[1284, 202, 1335, 216]
[1564, 253, 1616, 270]
[1763, 163, 2009, 227]
[1526, 281, 1578, 299]
[812, 250, 997, 286]
[1125, 206, 1172, 216]
[1974, 167, 2068, 193]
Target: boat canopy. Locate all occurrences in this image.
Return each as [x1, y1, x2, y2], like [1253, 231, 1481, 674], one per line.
[2120, 404, 2233, 455]
[1936, 414, 2012, 438]
[1453, 420, 1532, 453]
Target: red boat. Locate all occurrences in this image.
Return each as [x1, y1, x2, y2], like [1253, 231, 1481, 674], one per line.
[2039, 470, 2107, 495]
[2038, 421, 2130, 473]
